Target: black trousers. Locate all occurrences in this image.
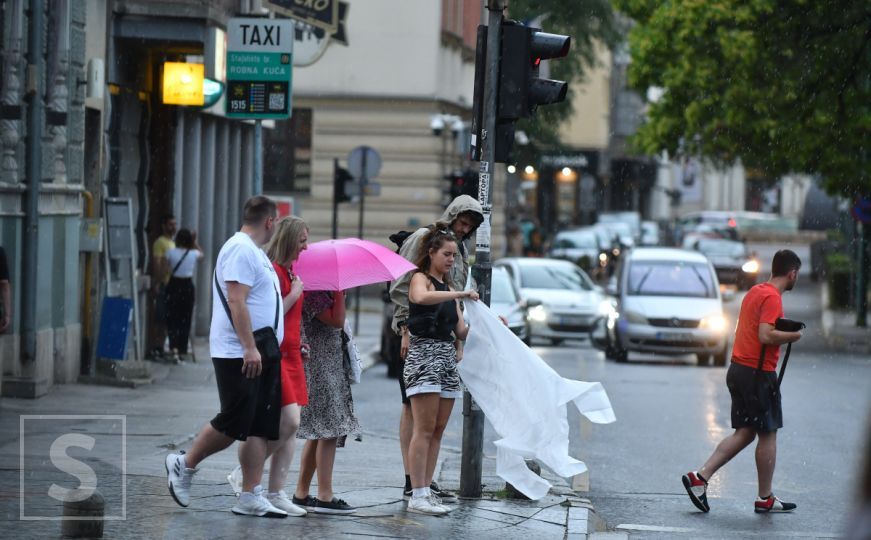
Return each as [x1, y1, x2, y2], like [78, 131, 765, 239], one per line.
[165, 277, 195, 354]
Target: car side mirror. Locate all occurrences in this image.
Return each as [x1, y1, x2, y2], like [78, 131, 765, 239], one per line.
[524, 298, 543, 309]
[606, 283, 618, 296]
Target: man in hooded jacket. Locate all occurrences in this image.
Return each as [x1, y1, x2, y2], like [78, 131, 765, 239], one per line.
[389, 194, 484, 501]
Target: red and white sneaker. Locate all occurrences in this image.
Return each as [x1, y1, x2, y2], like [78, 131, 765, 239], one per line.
[681, 471, 710, 512]
[754, 494, 796, 513]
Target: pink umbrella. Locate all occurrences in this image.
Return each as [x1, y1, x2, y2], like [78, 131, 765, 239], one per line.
[293, 238, 418, 291]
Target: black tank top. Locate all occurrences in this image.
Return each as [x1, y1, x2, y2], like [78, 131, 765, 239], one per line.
[407, 274, 459, 342]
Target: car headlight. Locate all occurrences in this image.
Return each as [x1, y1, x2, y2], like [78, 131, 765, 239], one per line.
[623, 310, 648, 324]
[598, 252, 608, 263]
[700, 313, 728, 333]
[741, 259, 760, 273]
[528, 305, 547, 322]
[598, 299, 616, 317]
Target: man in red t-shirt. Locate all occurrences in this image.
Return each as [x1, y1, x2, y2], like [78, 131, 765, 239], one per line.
[682, 250, 803, 515]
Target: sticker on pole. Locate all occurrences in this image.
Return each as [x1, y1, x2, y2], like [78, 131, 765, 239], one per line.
[476, 205, 492, 253]
[226, 18, 294, 119]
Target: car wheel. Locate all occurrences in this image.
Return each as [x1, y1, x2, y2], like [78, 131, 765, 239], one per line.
[696, 353, 712, 366]
[550, 338, 564, 346]
[712, 342, 729, 367]
[614, 348, 628, 363]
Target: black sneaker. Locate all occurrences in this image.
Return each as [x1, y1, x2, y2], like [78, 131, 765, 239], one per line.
[681, 471, 710, 512]
[292, 494, 318, 508]
[754, 494, 796, 513]
[430, 482, 457, 503]
[313, 497, 356, 515]
[403, 486, 412, 500]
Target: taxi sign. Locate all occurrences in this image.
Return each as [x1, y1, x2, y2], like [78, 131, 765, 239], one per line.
[226, 18, 294, 119]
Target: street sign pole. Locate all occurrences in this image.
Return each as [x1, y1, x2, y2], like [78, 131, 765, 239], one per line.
[254, 120, 263, 195]
[461, 0, 503, 499]
[857, 222, 868, 327]
[355, 150, 368, 336]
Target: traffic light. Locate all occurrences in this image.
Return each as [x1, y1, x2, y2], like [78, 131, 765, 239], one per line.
[470, 21, 571, 163]
[445, 169, 479, 201]
[334, 160, 353, 204]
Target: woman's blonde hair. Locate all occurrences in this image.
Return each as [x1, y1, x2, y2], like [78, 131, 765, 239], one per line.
[266, 215, 308, 266]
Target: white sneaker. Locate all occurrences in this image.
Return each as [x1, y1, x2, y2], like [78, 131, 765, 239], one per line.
[266, 490, 307, 517]
[407, 495, 448, 516]
[429, 494, 452, 513]
[165, 452, 198, 507]
[227, 465, 243, 496]
[232, 486, 288, 518]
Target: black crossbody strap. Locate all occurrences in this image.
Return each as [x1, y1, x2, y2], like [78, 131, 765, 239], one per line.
[214, 271, 236, 331]
[214, 270, 280, 332]
[170, 250, 191, 277]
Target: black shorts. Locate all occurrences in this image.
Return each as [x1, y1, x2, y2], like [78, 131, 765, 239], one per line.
[727, 362, 783, 432]
[210, 358, 282, 441]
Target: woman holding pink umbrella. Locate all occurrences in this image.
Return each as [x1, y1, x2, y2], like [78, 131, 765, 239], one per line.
[291, 287, 361, 515]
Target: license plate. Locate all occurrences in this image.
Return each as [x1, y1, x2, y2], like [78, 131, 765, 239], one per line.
[655, 331, 685, 342]
[559, 316, 587, 325]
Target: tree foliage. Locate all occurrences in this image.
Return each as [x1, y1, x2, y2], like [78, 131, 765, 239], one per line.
[615, 0, 871, 198]
[506, 0, 624, 150]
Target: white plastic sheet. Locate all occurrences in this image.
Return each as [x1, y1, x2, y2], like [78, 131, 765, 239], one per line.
[459, 301, 616, 500]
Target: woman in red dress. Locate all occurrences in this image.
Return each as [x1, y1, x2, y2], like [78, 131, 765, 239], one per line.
[226, 215, 310, 516]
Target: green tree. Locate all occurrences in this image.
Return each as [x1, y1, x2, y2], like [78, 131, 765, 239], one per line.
[506, 0, 624, 149]
[615, 0, 871, 197]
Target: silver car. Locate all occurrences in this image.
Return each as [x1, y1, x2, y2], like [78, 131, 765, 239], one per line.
[489, 266, 531, 343]
[595, 247, 729, 366]
[496, 258, 608, 345]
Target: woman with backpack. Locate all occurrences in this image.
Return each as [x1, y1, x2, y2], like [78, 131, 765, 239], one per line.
[404, 226, 478, 515]
[164, 228, 204, 362]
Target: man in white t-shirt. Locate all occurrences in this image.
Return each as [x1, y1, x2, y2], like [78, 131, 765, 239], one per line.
[165, 196, 288, 518]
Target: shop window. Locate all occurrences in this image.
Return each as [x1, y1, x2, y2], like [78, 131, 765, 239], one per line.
[263, 108, 312, 193]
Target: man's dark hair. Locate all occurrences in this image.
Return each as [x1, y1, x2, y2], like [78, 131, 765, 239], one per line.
[771, 249, 801, 277]
[242, 196, 277, 225]
[162, 214, 175, 225]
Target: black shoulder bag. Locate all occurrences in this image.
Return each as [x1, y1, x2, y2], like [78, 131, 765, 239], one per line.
[214, 272, 282, 366]
[748, 317, 806, 419]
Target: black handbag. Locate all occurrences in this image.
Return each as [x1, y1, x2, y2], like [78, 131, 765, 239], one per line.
[214, 272, 281, 366]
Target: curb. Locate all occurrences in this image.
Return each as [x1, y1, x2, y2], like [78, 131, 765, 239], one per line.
[820, 284, 871, 355]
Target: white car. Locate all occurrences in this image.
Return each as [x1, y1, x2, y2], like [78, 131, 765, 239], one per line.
[597, 247, 729, 366]
[495, 258, 608, 345]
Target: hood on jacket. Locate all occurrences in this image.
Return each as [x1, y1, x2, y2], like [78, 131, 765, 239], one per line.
[440, 195, 484, 241]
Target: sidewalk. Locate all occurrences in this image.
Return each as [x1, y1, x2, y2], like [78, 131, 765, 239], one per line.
[820, 285, 871, 355]
[1, 311, 604, 539]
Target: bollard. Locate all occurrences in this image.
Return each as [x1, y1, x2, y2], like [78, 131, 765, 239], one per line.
[504, 459, 542, 500]
[61, 489, 104, 538]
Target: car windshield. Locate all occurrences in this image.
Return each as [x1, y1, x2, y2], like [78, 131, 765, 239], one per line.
[628, 260, 717, 298]
[491, 269, 517, 303]
[519, 263, 594, 291]
[556, 232, 598, 249]
[696, 240, 745, 257]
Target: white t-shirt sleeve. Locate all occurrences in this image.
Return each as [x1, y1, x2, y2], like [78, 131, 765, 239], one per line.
[221, 244, 257, 287]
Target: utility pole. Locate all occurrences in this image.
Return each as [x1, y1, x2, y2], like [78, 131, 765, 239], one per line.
[22, 0, 46, 364]
[253, 120, 262, 195]
[857, 221, 868, 327]
[460, 0, 504, 498]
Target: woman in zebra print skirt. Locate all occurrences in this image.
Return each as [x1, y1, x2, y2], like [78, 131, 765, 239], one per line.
[403, 227, 479, 516]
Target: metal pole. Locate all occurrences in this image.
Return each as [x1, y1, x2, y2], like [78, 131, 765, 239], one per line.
[857, 221, 868, 327]
[460, 0, 503, 499]
[21, 0, 45, 365]
[332, 158, 339, 240]
[354, 151, 367, 336]
[253, 119, 262, 195]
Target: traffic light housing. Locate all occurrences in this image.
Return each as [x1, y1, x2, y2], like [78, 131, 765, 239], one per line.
[334, 162, 353, 204]
[445, 169, 480, 201]
[470, 21, 571, 163]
